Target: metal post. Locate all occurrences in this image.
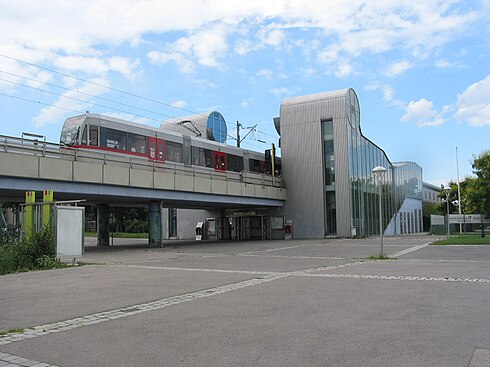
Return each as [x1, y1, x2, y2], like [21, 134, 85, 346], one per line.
[446, 196, 450, 237]
[379, 181, 384, 256]
[372, 166, 387, 257]
[444, 185, 451, 237]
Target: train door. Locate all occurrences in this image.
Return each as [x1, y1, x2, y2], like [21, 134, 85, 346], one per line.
[213, 151, 226, 171]
[148, 137, 165, 161]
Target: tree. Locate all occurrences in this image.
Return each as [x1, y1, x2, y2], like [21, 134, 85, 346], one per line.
[465, 151, 490, 218]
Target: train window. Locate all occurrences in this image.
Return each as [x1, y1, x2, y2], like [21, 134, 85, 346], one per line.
[89, 126, 98, 146]
[249, 158, 263, 173]
[100, 127, 126, 150]
[227, 154, 244, 172]
[81, 125, 87, 145]
[166, 141, 182, 163]
[192, 147, 213, 168]
[128, 133, 147, 154]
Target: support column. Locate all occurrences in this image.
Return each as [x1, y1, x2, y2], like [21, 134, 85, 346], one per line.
[24, 191, 36, 237]
[149, 201, 163, 247]
[97, 204, 110, 246]
[42, 190, 54, 228]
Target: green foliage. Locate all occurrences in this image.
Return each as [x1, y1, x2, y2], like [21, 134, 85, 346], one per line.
[465, 151, 490, 218]
[367, 254, 396, 260]
[0, 226, 60, 275]
[432, 235, 490, 245]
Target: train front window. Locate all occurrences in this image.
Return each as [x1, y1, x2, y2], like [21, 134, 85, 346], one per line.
[89, 126, 98, 146]
[60, 116, 84, 146]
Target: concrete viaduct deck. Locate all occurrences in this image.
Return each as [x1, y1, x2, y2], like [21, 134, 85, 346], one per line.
[0, 135, 286, 246]
[0, 135, 286, 208]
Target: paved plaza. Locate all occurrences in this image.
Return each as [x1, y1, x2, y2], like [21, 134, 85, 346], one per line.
[1, 235, 490, 366]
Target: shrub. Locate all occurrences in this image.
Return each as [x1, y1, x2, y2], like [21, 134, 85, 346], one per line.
[0, 226, 58, 275]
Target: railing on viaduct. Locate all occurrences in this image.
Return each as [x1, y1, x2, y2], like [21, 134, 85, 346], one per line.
[0, 135, 286, 201]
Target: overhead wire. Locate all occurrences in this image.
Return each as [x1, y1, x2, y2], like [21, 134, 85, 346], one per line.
[0, 53, 209, 118]
[0, 53, 280, 147]
[0, 70, 176, 120]
[0, 77, 165, 124]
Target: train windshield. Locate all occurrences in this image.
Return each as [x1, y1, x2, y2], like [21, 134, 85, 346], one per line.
[60, 116, 84, 146]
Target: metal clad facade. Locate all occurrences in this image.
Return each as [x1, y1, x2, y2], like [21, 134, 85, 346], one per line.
[281, 89, 351, 238]
[332, 93, 351, 237]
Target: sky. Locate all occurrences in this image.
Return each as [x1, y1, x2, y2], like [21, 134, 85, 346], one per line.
[0, 0, 489, 187]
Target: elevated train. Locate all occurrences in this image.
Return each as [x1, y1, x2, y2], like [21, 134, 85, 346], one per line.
[59, 112, 279, 176]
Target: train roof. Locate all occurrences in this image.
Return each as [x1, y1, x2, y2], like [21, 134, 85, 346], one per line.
[62, 113, 273, 159]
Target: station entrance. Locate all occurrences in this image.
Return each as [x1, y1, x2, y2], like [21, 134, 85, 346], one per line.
[222, 209, 269, 241]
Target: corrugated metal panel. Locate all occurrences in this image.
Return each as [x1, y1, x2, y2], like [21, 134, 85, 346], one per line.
[333, 93, 351, 237]
[280, 89, 352, 239]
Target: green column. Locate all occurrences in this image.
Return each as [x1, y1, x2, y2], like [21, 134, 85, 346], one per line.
[24, 191, 36, 237]
[149, 201, 163, 247]
[97, 204, 110, 246]
[42, 190, 54, 228]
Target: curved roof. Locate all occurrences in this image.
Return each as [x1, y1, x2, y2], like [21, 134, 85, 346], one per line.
[281, 88, 350, 107]
[161, 111, 227, 143]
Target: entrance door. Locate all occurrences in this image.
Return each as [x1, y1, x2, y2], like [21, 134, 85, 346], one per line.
[213, 151, 226, 171]
[148, 137, 165, 161]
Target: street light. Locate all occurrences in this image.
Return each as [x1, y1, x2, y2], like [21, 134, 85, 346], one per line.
[372, 166, 387, 256]
[444, 185, 451, 237]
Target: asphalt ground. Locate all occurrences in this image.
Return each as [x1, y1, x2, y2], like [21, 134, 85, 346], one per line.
[1, 235, 490, 366]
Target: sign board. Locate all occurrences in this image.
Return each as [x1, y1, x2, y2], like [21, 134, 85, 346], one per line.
[271, 216, 284, 230]
[430, 215, 445, 226]
[55, 206, 84, 257]
[449, 214, 483, 224]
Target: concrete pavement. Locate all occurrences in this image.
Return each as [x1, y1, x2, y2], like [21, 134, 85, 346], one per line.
[1, 235, 490, 366]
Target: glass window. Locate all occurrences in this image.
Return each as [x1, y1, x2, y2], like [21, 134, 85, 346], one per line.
[81, 125, 87, 145]
[60, 117, 84, 146]
[128, 133, 147, 154]
[166, 141, 182, 163]
[89, 126, 98, 146]
[101, 127, 126, 150]
[227, 154, 244, 172]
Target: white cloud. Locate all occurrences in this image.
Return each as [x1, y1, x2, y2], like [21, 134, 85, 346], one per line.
[269, 87, 290, 96]
[257, 28, 286, 47]
[334, 61, 355, 78]
[171, 100, 187, 109]
[386, 59, 412, 77]
[32, 78, 109, 127]
[53, 56, 139, 79]
[401, 98, 446, 127]
[0, 0, 481, 82]
[256, 69, 274, 78]
[382, 86, 395, 102]
[455, 75, 490, 126]
[147, 24, 230, 72]
[241, 97, 253, 109]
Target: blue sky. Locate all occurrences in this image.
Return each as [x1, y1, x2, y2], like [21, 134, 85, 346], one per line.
[0, 0, 489, 186]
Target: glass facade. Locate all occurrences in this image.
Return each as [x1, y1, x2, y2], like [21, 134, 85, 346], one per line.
[322, 119, 336, 235]
[345, 90, 422, 237]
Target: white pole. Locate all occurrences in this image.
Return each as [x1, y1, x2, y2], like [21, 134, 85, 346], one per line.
[456, 147, 462, 234]
[379, 181, 384, 256]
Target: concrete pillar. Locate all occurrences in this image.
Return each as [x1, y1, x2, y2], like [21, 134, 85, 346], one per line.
[149, 201, 163, 247]
[97, 204, 110, 246]
[42, 190, 54, 229]
[24, 191, 36, 237]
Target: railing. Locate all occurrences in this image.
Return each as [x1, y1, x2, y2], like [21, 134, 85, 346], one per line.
[0, 135, 284, 188]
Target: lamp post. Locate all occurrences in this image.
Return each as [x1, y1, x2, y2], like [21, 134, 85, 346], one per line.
[372, 166, 387, 256]
[443, 185, 451, 237]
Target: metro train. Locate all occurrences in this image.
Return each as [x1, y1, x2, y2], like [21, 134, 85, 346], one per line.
[59, 113, 279, 175]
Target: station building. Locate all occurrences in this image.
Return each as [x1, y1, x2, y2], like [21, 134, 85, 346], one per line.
[275, 88, 424, 239]
[164, 88, 426, 240]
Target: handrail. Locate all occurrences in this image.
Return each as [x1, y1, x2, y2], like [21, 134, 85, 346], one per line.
[0, 134, 284, 188]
